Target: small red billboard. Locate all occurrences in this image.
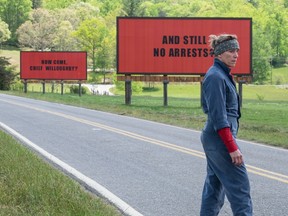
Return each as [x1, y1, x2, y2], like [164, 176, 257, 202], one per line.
[20, 51, 87, 80]
[117, 17, 252, 75]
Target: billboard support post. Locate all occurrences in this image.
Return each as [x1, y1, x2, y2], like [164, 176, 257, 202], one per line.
[61, 80, 64, 95]
[200, 78, 203, 107]
[24, 79, 27, 93]
[163, 75, 169, 106]
[42, 80, 45, 94]
[125, 75, 132, 105]
[238, 80, 244, 108]
[78, 81, 82, 97]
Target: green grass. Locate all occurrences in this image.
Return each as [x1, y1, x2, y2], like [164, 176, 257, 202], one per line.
[0, 46, 21, 71]
[0, 130, 121, 216]
[241, 84, 288, 101]
[239, 101, 288, 147]
[272, 66, 288, 85]
[15, 81, 288, 101]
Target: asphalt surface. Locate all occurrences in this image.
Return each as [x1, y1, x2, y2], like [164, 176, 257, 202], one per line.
[0, 93, 287, 216]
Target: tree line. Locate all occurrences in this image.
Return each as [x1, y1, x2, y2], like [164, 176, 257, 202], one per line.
[0, 0, 287, 85]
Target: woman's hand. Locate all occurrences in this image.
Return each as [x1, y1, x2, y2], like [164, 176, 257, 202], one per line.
[229, 149, 243, 165]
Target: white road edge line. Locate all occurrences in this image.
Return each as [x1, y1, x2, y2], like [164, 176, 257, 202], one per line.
[0, 122, 143, 216]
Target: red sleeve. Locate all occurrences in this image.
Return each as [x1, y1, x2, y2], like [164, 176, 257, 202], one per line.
[217, 127, 238, 153]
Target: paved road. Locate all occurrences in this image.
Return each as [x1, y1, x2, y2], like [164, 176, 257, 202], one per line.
[0, 94, 287, 216]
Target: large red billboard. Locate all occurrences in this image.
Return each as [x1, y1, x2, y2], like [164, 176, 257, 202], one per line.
[117, 17, 252, 75]
[20, 51, 87, 80]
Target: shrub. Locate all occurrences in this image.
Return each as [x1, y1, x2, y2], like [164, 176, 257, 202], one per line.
[256, 94, 265, 101]
[69, 85, 89, 95]
[0, 57, 17, 90]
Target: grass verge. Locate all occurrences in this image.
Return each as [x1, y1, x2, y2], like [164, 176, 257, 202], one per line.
[0, 130, 121, 216]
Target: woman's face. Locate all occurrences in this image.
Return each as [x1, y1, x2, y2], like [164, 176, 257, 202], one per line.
[217, 49, 239, 68]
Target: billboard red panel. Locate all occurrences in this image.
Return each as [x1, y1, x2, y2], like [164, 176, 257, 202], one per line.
[117, 17, 252, 75]
[20, 51, 87, 80]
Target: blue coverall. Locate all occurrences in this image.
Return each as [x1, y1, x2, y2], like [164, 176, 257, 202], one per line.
[200, 58, 253, 216]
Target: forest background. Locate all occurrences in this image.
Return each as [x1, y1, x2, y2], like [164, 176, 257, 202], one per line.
[0, 0, 288, 86]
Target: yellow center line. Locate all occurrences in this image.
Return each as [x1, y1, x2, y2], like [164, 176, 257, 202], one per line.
[1, 98, 288, 184]
[246, 168, 288, 184]
[246, 165, 288, 184]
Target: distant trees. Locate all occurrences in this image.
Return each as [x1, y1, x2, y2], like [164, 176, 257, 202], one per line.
[53, 21, 77, 51]
[42, 0, 77, 9]
[15, 2, 116, 83]
[251, 1, 288, 82]
[122, 0, 144, 16]
[32, 0, 43, 9]
[0, 0, 32, 43]
[73, 18, 108, 74]
[0, 0, 287, 84]
[0, 19, 11, 44]
[17, 9, 58, 51]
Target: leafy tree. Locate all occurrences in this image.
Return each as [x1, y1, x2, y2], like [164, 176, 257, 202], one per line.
[51, 2, 101, 51]
[162, 0, 207, 17]
[104, 7, 121, 70]
[42, 0, 77, 9]
[16, 9, 58, 50]
[73, 18, 108, 74]
[122, 0, 144, 16]
[198, 0, 255, 17]
[54, 8, 80, 30]
[252, 28, 272, 84]
[32, 0, 42, 9]
[87, 0, 122, 16]
[262, 6, 288, 66]
[96, 32, 115, 83]
[0, 0, 32, 43]
[68, 2, 100, 22]
[247, 0, 259, 7]
[17, 2, 103, 52]
[0, 57, 17, 90]
[284, 0, 288, 8]
[0, 19, 11, 44]
[53, 21, 78, 51]
[138, 2, 159, 16]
